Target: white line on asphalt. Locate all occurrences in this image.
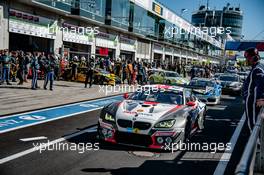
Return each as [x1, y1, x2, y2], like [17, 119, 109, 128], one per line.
[20, 136, 47, 142]
[205, 118, 232, 122]
[213, 113, 246, 175]
[207, 105, 227, 110]
[221, 96, 237, 100]
[0, 126, 97, 164]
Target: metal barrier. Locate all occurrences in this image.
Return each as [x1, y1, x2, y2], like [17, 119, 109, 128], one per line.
[235, 109, 264, 175]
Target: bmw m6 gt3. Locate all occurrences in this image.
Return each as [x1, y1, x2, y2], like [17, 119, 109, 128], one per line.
[97, 85, 206, 149]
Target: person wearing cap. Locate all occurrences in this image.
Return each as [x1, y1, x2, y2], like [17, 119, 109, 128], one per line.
[17, 51, 25, 85]
[243, 47, 264, 132]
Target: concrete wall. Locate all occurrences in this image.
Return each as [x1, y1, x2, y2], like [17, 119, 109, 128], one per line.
[0, 4, 9, 50]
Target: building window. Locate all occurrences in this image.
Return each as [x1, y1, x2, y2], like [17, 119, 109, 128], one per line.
[80, 0, 105, 17]
[133, 4, 156, 37]
[111, 0, 130, 27]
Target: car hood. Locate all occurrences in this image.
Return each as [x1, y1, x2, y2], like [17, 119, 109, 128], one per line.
[193, 87, 214, 95]
[167, 77, 189, 83]
[116, 100, 183, 122]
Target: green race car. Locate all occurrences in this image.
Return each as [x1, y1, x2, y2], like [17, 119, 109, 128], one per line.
[149, 69, 189, 85]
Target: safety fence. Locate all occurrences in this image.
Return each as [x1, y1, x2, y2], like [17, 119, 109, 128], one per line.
[235, 108, 264, 175]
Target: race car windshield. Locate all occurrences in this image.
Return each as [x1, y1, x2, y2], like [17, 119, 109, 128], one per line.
[189, 80, 214, 87]
[129, 90, 183, 105]
[165, 72, 180, 77]
[219, 76, 239, 82]
[238, 72, 248, 76]
[149, 70, 161, 75]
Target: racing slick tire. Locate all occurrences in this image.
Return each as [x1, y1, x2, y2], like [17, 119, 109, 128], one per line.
[197, 109, 206, 130]
[183, 118, 192, 143]
[96, 125, 109, 146]
[96, 123, 102, 140]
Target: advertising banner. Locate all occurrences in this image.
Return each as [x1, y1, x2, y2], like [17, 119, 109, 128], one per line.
[8, 9, 56, 39]
[62, 23, 94, 45]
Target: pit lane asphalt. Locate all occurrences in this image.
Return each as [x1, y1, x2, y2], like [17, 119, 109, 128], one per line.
[0, 94, 245, 175]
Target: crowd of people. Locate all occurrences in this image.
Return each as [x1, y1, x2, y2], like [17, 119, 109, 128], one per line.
[0, 49, 227, 90]
[0, 50, 59, 90]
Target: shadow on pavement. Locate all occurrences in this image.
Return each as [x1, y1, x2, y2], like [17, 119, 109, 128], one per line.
[80, 153, 218, 175]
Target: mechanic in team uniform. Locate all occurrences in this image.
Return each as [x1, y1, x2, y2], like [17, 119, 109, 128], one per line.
[85, 57, 95, 88]
[31, 52, 40, 90]
[70, 56, 79, 81]
[243, 47, 264, 132]
[43, 54, 58, 91]
[17, 51, 25, 85]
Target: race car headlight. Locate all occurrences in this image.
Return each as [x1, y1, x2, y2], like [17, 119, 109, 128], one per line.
[154, 119, 176, 128]
[105, 113, 115, 122]
[236, 83, 242, 88]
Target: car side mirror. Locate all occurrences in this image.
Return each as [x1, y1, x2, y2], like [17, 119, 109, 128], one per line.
[123, 93, 129, 99]
[187, 101, 196, 106]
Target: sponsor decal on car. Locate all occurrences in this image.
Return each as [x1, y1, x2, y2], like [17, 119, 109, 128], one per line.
[123, 111, 137, 114]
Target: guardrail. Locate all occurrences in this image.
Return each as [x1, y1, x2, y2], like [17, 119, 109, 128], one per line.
[235, 109, 264, 175]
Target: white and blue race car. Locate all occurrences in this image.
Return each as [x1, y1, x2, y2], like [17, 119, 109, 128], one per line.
[189, 78, 222, 105]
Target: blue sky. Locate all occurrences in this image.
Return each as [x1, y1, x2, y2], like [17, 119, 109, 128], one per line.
[158, 0, 264, 40]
